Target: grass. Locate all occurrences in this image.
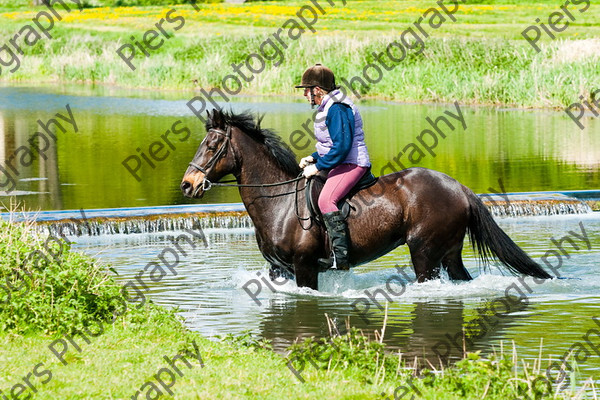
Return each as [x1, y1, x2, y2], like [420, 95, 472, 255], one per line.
[0, 1, 599, 108]
[0, 217, 595, 399]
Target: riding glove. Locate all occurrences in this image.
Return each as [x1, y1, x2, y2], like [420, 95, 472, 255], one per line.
[302, 164, 319, 178]
[299, 155, 315, 168]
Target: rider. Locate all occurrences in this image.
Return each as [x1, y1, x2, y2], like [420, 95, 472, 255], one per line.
[296, 63, 371, 270]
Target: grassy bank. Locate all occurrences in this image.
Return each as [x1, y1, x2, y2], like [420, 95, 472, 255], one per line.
[0, 217, 589, 399]
[0, 1, 599, 108]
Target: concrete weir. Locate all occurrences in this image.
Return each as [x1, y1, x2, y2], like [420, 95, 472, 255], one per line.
[480, 192, 594, 217]
[1, 191, 596, 237]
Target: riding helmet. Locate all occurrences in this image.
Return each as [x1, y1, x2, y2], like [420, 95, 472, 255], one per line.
[295, 63, 337, 92]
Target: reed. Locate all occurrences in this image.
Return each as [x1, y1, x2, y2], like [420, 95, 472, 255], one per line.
[0, 213, 594, 399]
[0, 1, 598, 108]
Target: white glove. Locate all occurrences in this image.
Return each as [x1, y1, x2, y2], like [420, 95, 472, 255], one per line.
[303, 164, 319, 178]
[299, 155, 315, 169]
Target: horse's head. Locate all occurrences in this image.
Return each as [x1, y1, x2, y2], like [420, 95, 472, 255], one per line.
[181, 109, 237, 198]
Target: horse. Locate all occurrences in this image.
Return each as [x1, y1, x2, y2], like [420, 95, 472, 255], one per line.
[180, 109, 552, 289]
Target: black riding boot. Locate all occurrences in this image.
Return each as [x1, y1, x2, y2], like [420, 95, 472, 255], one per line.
[318, 211, 350, 270]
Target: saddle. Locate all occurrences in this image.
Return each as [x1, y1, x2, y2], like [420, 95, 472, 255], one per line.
[305, 166, 378, 225]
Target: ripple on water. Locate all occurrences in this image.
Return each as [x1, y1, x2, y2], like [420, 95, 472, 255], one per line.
[72, 214, 600, 383]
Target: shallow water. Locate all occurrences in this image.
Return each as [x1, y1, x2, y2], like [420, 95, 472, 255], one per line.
[0, 85, 598, 211]
[3, 83, 599, 393]
[72, 213, 600, 386]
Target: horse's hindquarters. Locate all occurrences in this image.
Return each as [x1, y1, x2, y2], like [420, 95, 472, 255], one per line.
[344, 176, 410, 266]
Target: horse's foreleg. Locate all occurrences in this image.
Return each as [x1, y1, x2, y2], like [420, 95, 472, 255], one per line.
[269, 264, 295, 282]
[293, 260, 319, 290]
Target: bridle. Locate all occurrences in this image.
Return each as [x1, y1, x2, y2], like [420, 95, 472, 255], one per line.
[187, 126, 232, 192]
[188, 125, 231, 190]
[187, 125, 304, 191]
[186, 124, 312, 229]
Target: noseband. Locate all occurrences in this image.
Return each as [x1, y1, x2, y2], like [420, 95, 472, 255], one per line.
[187, 126, 231, 191]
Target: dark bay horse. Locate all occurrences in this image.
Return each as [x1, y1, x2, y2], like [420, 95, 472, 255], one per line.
[181, 110, 552, 289]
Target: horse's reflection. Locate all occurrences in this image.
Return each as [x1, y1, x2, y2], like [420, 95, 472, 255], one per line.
[257, 295, 527, 367]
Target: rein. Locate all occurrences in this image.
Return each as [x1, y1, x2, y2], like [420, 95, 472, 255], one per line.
[187, 126, 305, 190]
[200, 175, 304, 191]
[187, 126, 312, 228]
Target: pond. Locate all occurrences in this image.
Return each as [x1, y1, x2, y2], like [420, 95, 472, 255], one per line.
[0, 84, 598, 211]
[2, 84, 599, 389]
[71, 213, 600, 385]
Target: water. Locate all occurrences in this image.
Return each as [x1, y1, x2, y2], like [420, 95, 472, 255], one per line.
[0, 84, 598, 211]
[71, 213, 600, 385]
[23, 194, 592, 237]
[3, 84, 599, 390]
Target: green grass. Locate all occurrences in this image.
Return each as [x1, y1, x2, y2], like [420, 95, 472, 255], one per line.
[0, 1, 598, 108]
[0, 217, 592, 399]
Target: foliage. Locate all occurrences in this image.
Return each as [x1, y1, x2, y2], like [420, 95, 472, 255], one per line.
[0, 219, 153, 334]
[0, 1, 598, 108]
[0, 217, 591, 398]
[286, 327, 397, 384]
[285, 328, 571, 399]
[420, 352, 557, 400]
[218, 330, 273, 351]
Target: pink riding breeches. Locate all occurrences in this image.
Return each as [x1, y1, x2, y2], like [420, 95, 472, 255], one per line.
[318, 164, 368, 214]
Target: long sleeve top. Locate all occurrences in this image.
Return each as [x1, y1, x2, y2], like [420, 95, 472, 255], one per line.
[311, 103, 355, 170]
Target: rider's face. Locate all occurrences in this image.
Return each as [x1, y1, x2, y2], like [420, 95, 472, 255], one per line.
[304, 87, 323, 105]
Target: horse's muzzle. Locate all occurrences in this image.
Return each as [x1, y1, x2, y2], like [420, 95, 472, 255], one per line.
[181, 181, 199, 198]
[180, 172, 205, 198]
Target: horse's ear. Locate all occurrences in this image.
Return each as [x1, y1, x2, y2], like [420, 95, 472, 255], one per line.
[212, 108, 225, 129]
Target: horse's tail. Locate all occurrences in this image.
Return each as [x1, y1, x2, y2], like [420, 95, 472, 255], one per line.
[463, 187, 553, 279]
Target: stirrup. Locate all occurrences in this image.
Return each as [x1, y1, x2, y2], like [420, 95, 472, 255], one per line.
[318, 256, 349, 272]
[318, 257, 334, 272]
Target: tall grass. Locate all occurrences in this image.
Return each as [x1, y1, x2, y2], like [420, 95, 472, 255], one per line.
[4, 25, 599, 108]
[0, 217, 173, 334]
[1, 0, 599, 108]
[0, 216, 595, 399]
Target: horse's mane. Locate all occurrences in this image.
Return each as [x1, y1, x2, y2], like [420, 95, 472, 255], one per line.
[206, 110, 302, 177]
